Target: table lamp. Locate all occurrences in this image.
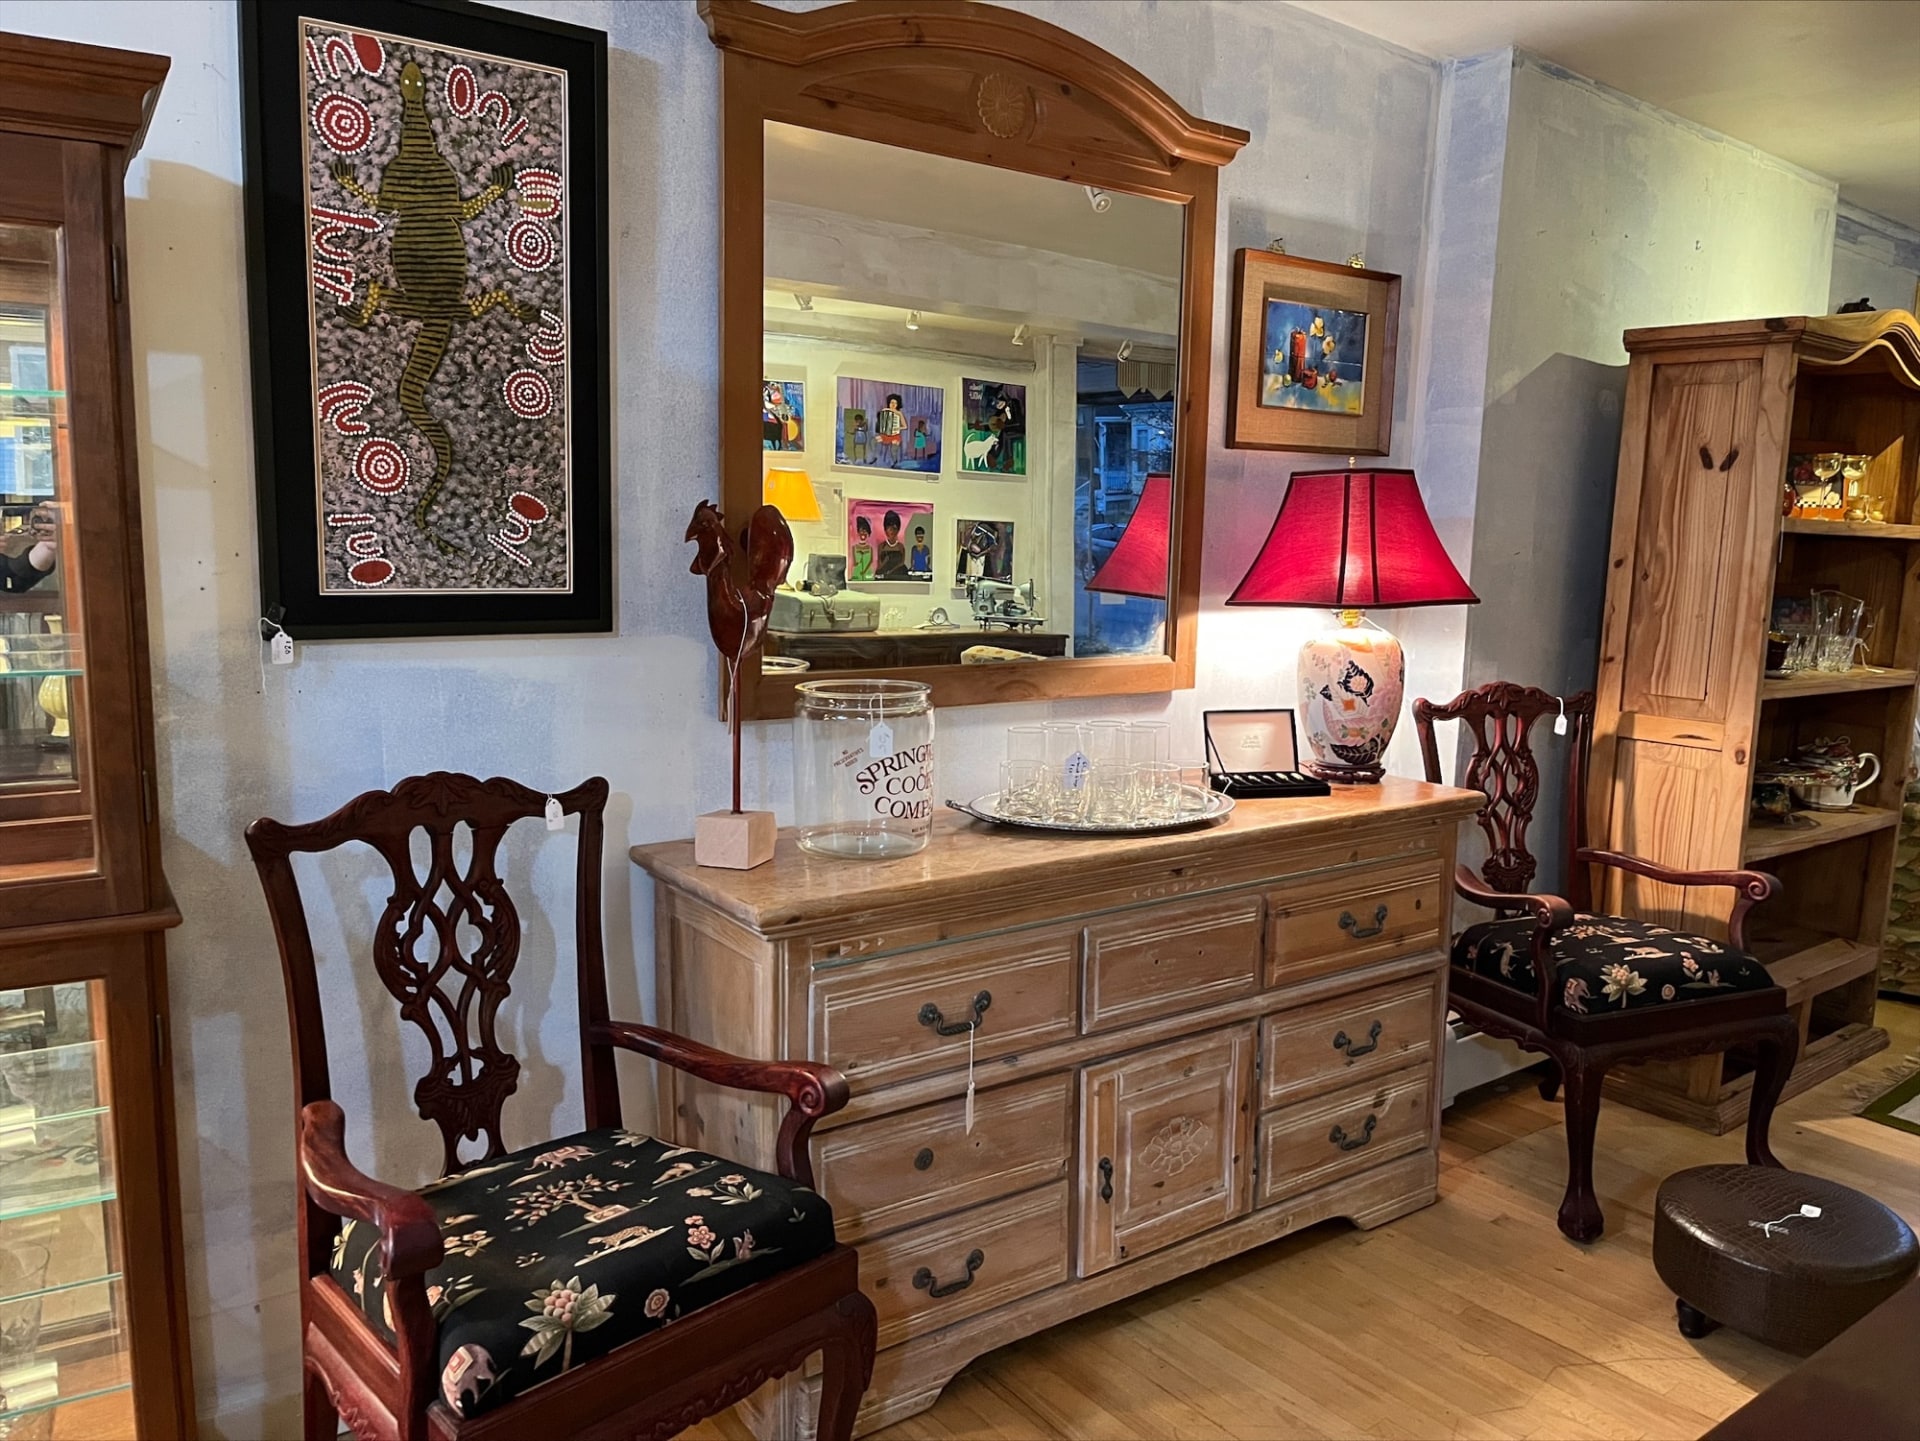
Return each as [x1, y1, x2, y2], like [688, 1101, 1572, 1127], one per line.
[1227, 467, 1477, 783]
[1086, 472, 1171, 597]
[762, 467, 822, 523]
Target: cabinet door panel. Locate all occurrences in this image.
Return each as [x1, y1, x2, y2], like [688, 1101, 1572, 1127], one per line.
[1076, 1024, 1254, 1276]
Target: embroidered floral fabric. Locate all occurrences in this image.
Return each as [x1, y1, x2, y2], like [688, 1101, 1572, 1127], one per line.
[1455, 914, 1775, 1014]
[326, 1128, 837, 1420]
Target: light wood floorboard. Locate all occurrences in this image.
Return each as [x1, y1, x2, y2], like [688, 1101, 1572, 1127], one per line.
[692, 1003, 1920, 1441]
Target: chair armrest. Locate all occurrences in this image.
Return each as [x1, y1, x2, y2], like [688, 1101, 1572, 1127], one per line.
[1452, 865, 1574, 1031]
[590, 1021, 849, 1188]
[1574, 849, 1777, 948]
[300, 1100, 444, 1280]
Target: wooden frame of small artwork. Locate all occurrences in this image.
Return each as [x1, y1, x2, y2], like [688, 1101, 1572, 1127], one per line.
[1228, 249, 1400, 455]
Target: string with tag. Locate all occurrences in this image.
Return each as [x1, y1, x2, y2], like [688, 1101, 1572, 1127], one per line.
[1553, 697, 1568, 736]
[964, 1022, 976, 1134]
[544, 796, 565, 831]
[258, 610, 293, 692]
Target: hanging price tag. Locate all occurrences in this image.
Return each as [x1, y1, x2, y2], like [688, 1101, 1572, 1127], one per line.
[544, 796, 564, 831]
[1553, 700, 1568, 736]
[870, 720, 895, 760]
[270, 630, 294, 666]
[1063, 750, 1090, 792]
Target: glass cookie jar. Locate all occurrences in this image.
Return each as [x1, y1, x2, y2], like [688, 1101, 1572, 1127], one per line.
[793, 679, 935, 858]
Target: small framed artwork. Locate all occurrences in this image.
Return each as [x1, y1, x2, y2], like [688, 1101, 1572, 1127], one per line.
[763, 377, 805, 452]
[955, 518, 1014, 582]
[1227, 250, 1400, 455]
[240, 0, 610, 637]
[848, 498, 935, 582]
[959, 379, 1025, 475]
[835, 377, 942, 474]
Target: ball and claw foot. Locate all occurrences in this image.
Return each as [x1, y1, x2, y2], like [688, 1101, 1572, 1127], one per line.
[1676, 1298, 1719, 1340]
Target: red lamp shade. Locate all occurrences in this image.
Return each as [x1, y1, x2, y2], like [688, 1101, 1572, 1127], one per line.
[1086, 472, 1172, 598]
[1227, 468, 1477, 609]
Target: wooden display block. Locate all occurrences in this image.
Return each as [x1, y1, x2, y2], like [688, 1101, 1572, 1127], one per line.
[694, 810, 776, 870]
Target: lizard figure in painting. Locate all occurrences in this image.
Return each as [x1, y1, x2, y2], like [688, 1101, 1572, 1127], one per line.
[331, 60, 541, 544]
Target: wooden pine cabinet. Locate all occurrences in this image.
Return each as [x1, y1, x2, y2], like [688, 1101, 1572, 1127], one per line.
[634, 780, 1480, 1438]
[1591, 311, 1920, 1131]
[0, 33, 194, 1439]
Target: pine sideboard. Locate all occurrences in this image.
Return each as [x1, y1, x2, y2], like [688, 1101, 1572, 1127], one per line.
[631, 780, 1482, 1437]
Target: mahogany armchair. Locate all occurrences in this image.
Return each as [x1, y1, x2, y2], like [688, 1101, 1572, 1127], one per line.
[1414, 684, 1798, 1242]
[246, 773, 876, 1441]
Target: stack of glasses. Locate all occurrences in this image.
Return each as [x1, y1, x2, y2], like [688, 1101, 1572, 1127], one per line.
[999, 720, 1213, 826]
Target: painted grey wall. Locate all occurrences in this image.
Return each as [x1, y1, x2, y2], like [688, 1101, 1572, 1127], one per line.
[1458, 52, 1838, 885]
[1831, 199, 1920, 315]
[0, 1, 1445, 1433]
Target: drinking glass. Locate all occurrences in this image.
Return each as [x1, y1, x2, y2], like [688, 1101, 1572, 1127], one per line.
[1136, 761, 1179, 821]
[1173, 762, 1212, 815]
[1043, 722, 1090, 803]
[1000, 760, 1045, 819]
[1006, 724, 1046, 767]
[1084, 720, 1129, 767]
[1123, 722, 1170, 769]
[1084, 758, 1137, 825]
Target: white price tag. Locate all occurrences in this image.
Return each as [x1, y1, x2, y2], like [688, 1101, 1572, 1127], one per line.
[270, 631, 294, 666]
[544, 796, 564, 831]
[870, 720, 895, 760]
[1063, 751, 1089, 792]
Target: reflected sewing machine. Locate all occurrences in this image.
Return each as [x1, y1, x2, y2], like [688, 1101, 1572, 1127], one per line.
[965, 577, 1044, 632]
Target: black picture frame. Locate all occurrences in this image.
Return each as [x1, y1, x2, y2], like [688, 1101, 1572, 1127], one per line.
[240, 0, 610, 637]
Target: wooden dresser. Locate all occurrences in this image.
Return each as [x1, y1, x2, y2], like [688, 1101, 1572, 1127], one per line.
[631, 780, 1482, 1438]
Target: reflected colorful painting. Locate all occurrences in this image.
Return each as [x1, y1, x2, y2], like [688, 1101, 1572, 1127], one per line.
[762, 379, 804, 451]
[1259, 301, 1368, 415]
[848, 497, 935, 582]
[836, 377, 943, 473]
[960, 378, 1025, 475]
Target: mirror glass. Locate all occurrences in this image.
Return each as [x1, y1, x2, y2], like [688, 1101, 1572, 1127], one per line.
[761, 121, 1184, 673]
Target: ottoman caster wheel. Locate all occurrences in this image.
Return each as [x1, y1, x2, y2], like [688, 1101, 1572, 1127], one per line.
[1676, 1298, 1720, 1340]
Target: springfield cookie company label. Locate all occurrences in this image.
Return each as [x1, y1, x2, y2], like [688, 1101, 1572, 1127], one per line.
[854, 743, 933, 822]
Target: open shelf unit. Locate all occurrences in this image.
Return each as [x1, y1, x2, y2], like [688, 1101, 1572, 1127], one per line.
[1592, 310, 1919, 1133]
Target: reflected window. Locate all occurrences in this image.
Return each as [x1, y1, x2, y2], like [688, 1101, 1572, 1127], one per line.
[1075, 358, 1173, 657]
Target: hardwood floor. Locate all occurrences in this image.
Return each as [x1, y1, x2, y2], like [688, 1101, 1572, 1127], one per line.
[694, 1002, 1920, 1441]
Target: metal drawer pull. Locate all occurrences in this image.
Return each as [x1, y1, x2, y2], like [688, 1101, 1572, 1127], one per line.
[1329, 1114, 1378, 1151]
[1332, 1019, 1383, 1061]
[1339, 904, 1389, 940]
[913, 1248, 984, 1298]
[918, 990, 991, 1036]
[1098, 1156, 1114, 1202]
[913, 1148, 934, 1171]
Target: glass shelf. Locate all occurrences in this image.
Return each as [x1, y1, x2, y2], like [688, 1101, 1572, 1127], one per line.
[0, 1380, 132, 1423]
[0, 1270, 120, 1308]
[0, 388, 64, 399]
[0, 668, 82, 681]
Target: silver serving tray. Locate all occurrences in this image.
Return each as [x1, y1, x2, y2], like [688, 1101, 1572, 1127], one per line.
[946, 787, 1234, 835]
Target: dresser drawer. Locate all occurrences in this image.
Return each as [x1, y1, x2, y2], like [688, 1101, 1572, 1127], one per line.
[813, 1073, 1072, 1243]
[1257, 1067, 1432, 1207]
[811, 929, 1080, 1091]
[1267, 866, 1441, 988]
[1259, 976, 1439, 1108]
[1081, 894, 1264, 1034]
[862, 1180, 1070, 1349]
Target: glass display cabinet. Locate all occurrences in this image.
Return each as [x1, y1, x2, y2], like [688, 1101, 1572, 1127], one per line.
[0, 33, 192, 1440]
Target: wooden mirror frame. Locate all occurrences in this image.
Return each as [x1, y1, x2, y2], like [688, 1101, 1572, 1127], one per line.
[703, 0, 1248, 720]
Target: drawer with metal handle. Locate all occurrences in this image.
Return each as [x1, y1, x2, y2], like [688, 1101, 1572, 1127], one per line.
[1256, 1067, 1432, 1207]
[1258, 976, 1440, 1108]
[1265, 863, 1442, 988]
[859, 1180, 1071, 1349]
[810, 1072, 1073, 1243]
[810, 926, 1079, 1091]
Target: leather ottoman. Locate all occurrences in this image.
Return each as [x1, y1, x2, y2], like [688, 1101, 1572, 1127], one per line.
[1653, 1164, 1918, 1354]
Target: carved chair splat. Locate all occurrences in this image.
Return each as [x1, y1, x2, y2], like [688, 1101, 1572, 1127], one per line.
[247, 772, 876, 1441]
[1415, 684, 1799, 1243]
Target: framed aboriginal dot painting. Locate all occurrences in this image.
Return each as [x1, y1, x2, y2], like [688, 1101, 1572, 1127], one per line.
[240, 0, 610, 637]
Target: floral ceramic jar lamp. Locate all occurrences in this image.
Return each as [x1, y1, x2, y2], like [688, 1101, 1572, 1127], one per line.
[1228, 468, 1477, 783]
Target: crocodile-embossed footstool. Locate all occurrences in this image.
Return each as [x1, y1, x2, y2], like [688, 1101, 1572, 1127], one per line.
[1653, 1164, 1918, 1354]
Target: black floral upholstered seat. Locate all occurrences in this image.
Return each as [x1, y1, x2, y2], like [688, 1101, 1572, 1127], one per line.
[327, 1127, 837, 1420]
[1455, 914, 1774, 1015]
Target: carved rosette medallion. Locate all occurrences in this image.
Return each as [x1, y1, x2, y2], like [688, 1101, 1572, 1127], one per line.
[975, 72, 1032, 139]
[1141, 1115, 1212, 1176]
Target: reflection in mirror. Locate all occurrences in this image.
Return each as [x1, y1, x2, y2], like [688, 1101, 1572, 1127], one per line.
[760, 121, 1184, 673]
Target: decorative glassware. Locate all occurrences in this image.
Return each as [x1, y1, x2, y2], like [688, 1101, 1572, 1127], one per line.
[1043, 722, 1091, 818]
[1083, 758, 1136, 824]
[999, 759, 1045, 819]
[1173, 762, 1212, 815]
[793, 679, 934, 858]
[1136, 761, 1180, 821]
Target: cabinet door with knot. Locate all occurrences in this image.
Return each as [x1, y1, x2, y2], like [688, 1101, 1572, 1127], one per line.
[1076, 1024, 1255, 1276]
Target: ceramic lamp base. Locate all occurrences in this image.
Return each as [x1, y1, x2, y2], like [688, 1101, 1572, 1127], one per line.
[1298, 611, 1404, 786]
[694, 810, 776, 870]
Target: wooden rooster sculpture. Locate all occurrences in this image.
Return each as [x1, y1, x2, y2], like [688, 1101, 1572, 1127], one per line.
[687, 500, 793, 865]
